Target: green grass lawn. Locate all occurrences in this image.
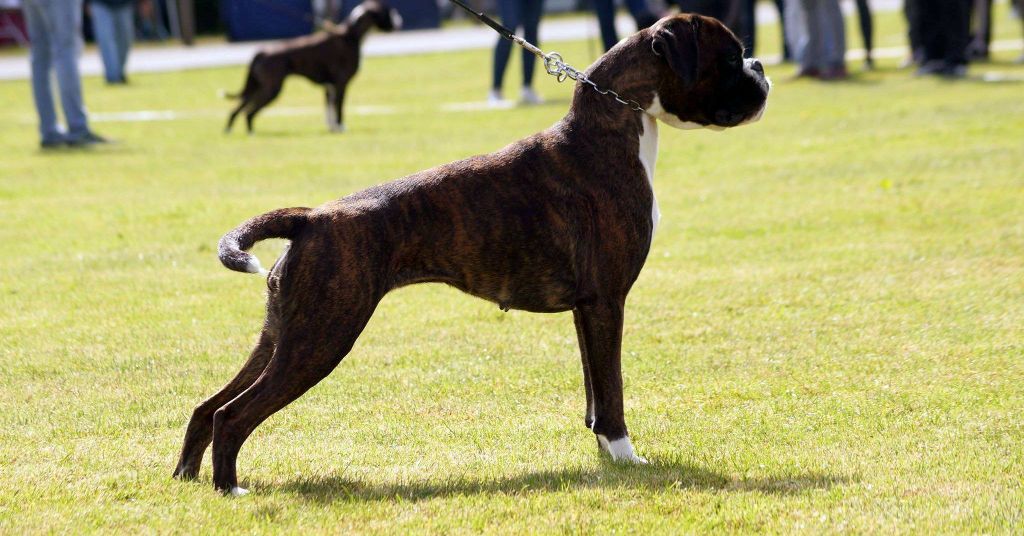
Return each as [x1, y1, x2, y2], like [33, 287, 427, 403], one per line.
[1, 8, 1023, 533]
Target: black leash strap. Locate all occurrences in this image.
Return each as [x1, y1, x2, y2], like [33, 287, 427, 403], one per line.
[449, 0, 547, 58]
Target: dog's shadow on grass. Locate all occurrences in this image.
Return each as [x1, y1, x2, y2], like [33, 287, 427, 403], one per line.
[257, 458, 849, 504]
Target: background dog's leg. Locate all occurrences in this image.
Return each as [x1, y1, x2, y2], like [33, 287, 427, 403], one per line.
[573, 310, 596, 430]
[575, 299, 646, 464]
[225, 100, 247, 134]
[223, 99, 246, 134]
[325, 80, 346, 133]
[173, 327, 276, 480]
[244, 82, 283, 135]
[324, 84, 344, 133]
[210, 302, 376, 494]
[331, 81, 346, 133]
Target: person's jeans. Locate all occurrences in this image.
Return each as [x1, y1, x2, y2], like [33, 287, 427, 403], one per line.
[90, 1, 133, 82]
[787, 0, 845, 71]
[492, 0, 544, 89]
[22, 0, 90, 143]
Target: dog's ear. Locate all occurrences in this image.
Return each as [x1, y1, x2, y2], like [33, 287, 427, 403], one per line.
[651, 17, 701, 88]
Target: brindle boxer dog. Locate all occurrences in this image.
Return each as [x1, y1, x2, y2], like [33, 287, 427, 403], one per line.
[175, 13, 770, 495]
[224, 0, 402, 135]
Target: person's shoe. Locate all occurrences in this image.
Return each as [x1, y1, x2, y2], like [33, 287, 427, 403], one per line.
[915, 60, 946, 77]
[793, 67, 820, 79]
[940, 63, 968, 79]
[487, 88, 506, 107]
[819, 64, 848, 81]
[66, 132, 111, 147]
[520, 87, 544, 105]
[40, 138, 67, 150]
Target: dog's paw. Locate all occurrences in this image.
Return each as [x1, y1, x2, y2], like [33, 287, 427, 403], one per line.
[329, 123, 346, 134]
[596, 434, 648, 464]
[229, 487, 250, 497]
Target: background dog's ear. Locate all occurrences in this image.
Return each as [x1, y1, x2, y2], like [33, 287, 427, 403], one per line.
[652, 17, 701, 88]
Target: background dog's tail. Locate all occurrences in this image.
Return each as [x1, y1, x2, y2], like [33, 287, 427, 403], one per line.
[221, 60, 263, 100]
[218, 207, 311, 274]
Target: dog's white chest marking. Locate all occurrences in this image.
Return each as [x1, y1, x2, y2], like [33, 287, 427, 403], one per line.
[638, 114, 660, 235]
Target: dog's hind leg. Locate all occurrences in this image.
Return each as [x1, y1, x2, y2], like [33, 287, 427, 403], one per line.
[225, 100, 248, 134]
[173, 327, 276, 480]
[574, 298, 647, 464]
[244, 82, 284, 134]
[210, 294, 378, 493]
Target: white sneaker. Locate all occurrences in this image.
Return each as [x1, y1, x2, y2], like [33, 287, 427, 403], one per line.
[487, 89, 506, 107]
[520, 87, 544, 105]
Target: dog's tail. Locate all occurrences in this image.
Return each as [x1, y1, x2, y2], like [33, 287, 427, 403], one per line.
[220, 59, 263, 100]
[218, 207, 311, 275]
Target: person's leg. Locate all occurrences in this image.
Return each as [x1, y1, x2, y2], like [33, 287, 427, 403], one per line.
[945, 0, 971, 70]
[90, 2, 122, 83]
[491, 0, 520, 94]
[820, 0, 846, 76]
[918, 0, 943, 66]
[114, 3, 134, 79]
[905, 0, 923, 65]
[520, 0, 542, 89]
[740, 0, 755, 57]
[625, 0, 659, 30]
[854, 0, 873, 67]
[1018, 0, 1024, 62]
[592, 0, 618, 51]
[775, 0, 791, 61]
[22, 0, 63, 145]
[784, 0, 809, 71]
[47, 0, 92, 138]
[799, 0, 823, 74]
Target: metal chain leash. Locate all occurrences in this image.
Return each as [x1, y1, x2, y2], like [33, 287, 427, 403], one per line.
[449, 0, 645, 114]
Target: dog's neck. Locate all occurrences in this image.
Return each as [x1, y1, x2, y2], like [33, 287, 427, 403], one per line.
[343, 10, 377, 41]
[563, 34, 659, 138]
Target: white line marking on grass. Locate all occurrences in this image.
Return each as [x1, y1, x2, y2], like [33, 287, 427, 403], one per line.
[440, 100, 516, 113]
[88, 105, 398, 123]
[91, 110, 183, 122]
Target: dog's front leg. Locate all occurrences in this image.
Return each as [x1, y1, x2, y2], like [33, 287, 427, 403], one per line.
[574, 299, 647, 464]
[573, 309, 596, 430]
[324, 83, 346, 133]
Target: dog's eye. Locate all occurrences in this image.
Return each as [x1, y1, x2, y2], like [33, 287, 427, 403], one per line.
[726, 54, 741, 67]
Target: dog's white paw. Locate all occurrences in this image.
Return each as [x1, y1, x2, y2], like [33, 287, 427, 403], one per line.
[329, 123, 346, 133]
[596, 434, 648, 464]
[229, 486, 250, 497]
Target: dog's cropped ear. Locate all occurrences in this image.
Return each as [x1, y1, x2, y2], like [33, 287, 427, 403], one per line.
[651, 17, 701, 88]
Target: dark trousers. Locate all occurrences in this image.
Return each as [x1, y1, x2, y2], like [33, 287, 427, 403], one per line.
[492, 0, 544, 88]
[592, 0, 652, 51]
[854, 0, 872, 57]
[915, 0, 971, 66]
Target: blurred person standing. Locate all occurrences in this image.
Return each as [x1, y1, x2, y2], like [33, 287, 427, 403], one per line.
[88, 0, 134, 84]
[854, 0, 873, 68]
[912, 0, 971, 77]
[22, 0, 107, 148]
[490, 0, 545, 105]
[592, 0, 660, 52]
[785, 0, 846, 79]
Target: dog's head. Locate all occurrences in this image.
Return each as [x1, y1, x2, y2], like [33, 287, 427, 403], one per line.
[646, 14, 770, 130]
[349, 0, 402, 32]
